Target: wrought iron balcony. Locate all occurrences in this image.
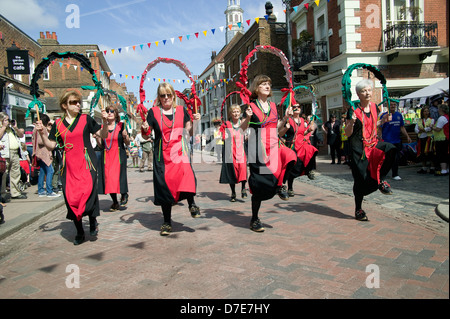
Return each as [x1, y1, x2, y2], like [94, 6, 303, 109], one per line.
[384, 22, 438, 51]
[293, 41, 328, 71]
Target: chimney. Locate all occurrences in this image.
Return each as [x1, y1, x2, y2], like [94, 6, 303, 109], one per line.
[46, 31, 51, 39]
[52, 32, 57, 41]
[40, 32, 45, 39]
[211, 51, 217, 61]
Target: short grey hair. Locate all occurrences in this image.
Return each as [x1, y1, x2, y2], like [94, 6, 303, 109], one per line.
[355, 79, 374, 94]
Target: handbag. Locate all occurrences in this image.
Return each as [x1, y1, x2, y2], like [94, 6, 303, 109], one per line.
[0, 156, 6, 174]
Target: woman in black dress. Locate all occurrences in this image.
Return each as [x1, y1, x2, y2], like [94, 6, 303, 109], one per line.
[345, 79, 397, 221]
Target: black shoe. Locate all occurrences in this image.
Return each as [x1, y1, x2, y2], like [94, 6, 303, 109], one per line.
[189, 205, 201, 218]
[277, 186, 289, 201]
[230, 193, 236, 202]
[110, 202, 120, 211]
[160, 223, 172, 236]
[417, 169, 427, 174]
[241, 189, 247, 199]
[355, 209, 368, 221]
[120, 194, 129, 206]
[378, 181, 393, 195]
[287, 189, 295, 197]
[12, 194, 27, 200]
[0, 212, 5, 225]
[250, 218, 265, 232]
[73, 234, 85, 245]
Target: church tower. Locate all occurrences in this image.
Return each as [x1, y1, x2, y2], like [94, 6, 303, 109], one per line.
[225, 0, 244, 44]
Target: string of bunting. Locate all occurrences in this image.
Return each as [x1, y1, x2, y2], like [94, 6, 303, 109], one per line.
[97, 0, 330, 59]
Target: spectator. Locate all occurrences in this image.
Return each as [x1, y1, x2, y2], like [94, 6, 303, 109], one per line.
[340, 113, 350, 165]
[322, 114, 341, 164]
[429, 95, 442, 122]
[432, 104, 449, 176]
[24, 122, 35, 158]
[414, 106, 436, 174]
[129, 136, 139, 168]
[379, 101, 412, 180]
[136, 131, 153, 172]
[0, 112, 26, 200]
[32, 114, 60, 198]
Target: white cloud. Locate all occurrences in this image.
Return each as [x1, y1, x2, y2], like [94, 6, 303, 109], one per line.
[0, 0, 59, 30]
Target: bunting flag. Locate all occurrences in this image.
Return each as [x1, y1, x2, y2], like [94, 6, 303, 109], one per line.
[96, 1, 332, 57]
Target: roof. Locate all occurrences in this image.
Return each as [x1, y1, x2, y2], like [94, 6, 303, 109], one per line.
[199, 32, 243, 78]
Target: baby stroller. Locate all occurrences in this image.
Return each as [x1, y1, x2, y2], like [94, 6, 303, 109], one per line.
[18, 162, 30, 192]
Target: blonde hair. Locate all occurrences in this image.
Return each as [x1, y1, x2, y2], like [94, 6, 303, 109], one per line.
[228, 104, 242, 117]
[156, 83, 177, 108]
[250, 75, 272, 100]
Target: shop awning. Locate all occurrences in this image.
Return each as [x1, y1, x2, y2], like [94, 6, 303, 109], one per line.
[400, 77, 449, 106]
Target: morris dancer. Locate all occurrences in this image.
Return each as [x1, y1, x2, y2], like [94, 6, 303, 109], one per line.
[280, 103, 318, 197]
[241, 75, 297, 232]
[345, 80, 397, 221]
[141, 83, 201, 236]
[219, 104, 248, 202]
[35, 91, 108, 245]
[96, 104, 130, 211]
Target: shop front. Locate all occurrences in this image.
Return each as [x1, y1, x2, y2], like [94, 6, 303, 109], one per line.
[3, 89, 42, 128]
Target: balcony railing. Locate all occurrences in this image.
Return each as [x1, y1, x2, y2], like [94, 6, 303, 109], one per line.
[293, 41, 328, 70]
[384, 22, 438, 51]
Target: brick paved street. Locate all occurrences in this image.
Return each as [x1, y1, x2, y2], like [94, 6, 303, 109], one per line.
[0, 153, 448, 300]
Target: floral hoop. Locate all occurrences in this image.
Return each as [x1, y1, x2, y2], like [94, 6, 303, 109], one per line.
[236, 45, 294, 106]
[137, 57, 201, 121]
[341, 63, 395, 113]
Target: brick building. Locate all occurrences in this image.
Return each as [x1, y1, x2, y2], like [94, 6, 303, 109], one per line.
[289, 0, 449, 130]
[0, 14, 44, 128]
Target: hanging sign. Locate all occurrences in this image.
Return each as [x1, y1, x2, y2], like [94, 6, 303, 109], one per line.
[7, 47, 30, 75]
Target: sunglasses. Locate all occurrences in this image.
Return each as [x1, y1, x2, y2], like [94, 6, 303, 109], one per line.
[159, 94, 172, 99]
[106, 109, 115, 114]
[68, 100, 80, 105]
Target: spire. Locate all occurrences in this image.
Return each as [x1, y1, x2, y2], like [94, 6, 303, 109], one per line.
[225, 0, 244, 44]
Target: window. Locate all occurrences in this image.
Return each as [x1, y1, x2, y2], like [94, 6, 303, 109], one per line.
[43, 66, 50, 81]
[253, 40, 258, 62]
[385, 0, 422, 26]
[28, 56, 35, 85]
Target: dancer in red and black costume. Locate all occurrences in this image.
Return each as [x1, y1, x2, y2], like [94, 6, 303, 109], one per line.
[96, 104, 130, 211]
[345, 79, 397, 221]
[219, 104, 248, 202]
[241, 75, 297, 232]
[280, 103, 318, 197]
[35, 91, 109, 245]
[141, 83, 201, 236]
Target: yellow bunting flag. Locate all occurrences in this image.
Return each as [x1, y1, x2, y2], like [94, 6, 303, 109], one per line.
[315, 0, 320, 6]
[203, 30, 207, 36]
[255, 17, 260, 24]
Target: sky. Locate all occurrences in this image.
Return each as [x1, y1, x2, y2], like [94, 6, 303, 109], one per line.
[0, 0, 287, 102]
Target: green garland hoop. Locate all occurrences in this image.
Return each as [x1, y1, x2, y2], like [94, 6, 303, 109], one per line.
[292, 85, 322, 124]
[103, 89, 131, 128]
[28, 51, 102, 117]
[341, 63, 397, 113]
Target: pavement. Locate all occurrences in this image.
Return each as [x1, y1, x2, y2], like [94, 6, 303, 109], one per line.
[0, 152, 448, 300]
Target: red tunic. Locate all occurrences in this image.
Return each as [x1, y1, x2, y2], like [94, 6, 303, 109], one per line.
[54, 114, 100, 221]
[247, 101, 297, 200]
[288, 117, 318, 168]
[219, 121, 247, 184]
[151, 106, 196, 204]
[354, 102, 385, 184]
